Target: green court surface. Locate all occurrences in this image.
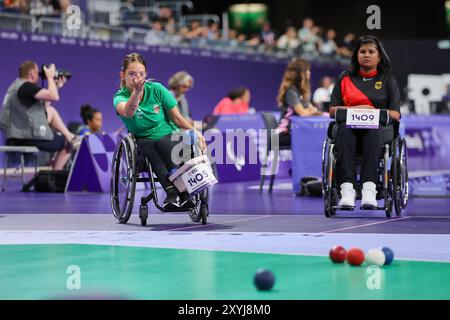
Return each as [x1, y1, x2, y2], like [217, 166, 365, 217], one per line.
[1, 244, 449, 300]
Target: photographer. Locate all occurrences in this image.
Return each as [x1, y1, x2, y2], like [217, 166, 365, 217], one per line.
[0, 61, 81, 170]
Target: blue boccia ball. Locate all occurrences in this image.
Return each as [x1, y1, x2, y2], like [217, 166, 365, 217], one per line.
[381, 247, 394, 265]
[253, 269, 275, 291]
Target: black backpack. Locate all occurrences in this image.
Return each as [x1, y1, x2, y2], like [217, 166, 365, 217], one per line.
[23, 170, 69, 192]
[300, 176, 323, 197]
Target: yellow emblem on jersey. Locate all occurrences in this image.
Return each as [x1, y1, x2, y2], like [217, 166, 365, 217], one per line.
[375, 81, 382, 90]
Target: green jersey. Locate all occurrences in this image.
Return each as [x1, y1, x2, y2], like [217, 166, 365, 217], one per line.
[113, 81, 179, 140]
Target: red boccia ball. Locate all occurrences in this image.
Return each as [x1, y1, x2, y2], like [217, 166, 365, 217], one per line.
[346, 248, 365, 266]
[329, 246, 347, 263]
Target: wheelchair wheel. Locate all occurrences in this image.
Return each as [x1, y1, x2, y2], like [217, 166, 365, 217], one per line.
[189, 196, 202, 223]
[394, 138, 409, 215]
[322, 139, 336, 217]
[110, 136, 137, 224]
[324, 189, 337, 217]
[189, 188, 209, 223]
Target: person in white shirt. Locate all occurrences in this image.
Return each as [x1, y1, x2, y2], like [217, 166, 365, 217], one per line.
[313, 76, 334, 111]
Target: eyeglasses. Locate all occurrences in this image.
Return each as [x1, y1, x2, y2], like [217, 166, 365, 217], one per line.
[127, 72, 146, 79]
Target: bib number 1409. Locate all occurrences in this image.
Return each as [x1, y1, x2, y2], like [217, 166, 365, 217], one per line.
[346, 109, 380, 129]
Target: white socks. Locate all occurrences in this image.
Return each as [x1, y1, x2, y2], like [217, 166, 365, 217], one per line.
[339, 182, 356, 207]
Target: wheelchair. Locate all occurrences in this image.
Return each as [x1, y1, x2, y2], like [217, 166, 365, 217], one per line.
[110, 133, 210, 226]
[322, 109, 409, 218]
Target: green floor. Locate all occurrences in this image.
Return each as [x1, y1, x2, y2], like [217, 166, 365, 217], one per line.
[1, 244, 450, 299]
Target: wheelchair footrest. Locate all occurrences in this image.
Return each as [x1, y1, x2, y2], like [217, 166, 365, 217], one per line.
[360, 205, 385, 210]
[161, 207, 195, 213]
[332, 205, 355, 211]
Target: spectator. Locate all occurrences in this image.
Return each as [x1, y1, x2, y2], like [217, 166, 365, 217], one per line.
[313, 76, 334, 110]
[159, 5, 176, 34]
[319, 28, 338, 56]
[277, 26, 300, 52]
[181, 20, 204, 39]
[247, 33, 261, 47]
[213, 87, 251, 115]
[0, 61, 81, 170]
[298, 18, 314, 47]
[338, 32, 357, 57]
[2, 0, 29, 14]
[145, 18, 166, 45]
[301, 25, 321, 55]
[260, 22, 275, 46]
[168, 71, 194, 122]
[78, 104, 103, 135]
[206, 20, 220, 41]
[276, 58, 322, 147]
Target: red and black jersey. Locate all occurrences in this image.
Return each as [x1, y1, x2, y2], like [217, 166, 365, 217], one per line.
[330, 70, 401, 113]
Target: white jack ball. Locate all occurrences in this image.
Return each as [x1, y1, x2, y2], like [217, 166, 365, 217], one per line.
[365, 249, 386, 266]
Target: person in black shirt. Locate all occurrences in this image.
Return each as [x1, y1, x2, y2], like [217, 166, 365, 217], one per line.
[329, 36, 401, 208]
[1, 61, 81, 170]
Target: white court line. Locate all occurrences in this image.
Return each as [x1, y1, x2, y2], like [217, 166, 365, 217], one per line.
[165, 215, 268, 232]
[320, 216, 411, 233]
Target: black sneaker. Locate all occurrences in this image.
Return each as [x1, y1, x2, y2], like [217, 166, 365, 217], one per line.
[179, 192, 196, 209]
[163, 187, 180, 211]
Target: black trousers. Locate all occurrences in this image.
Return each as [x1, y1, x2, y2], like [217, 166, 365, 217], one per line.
[136, 133, 183, 191]
[335, 123, 383, 185]
[7, 133, 66, 152]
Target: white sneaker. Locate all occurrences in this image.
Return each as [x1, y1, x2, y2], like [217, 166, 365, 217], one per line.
[339, 182, 356, 207]
[361, 181, 378, 208]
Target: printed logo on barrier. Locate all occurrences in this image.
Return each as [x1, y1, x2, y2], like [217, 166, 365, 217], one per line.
[226, 141, 245, 171]
[405, 128, 437, 156]
[87, 134, 117, 172]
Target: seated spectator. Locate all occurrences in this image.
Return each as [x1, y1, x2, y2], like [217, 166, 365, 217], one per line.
[338, 32, 357, 57]
[213, 87, 251, 115]
[1, 61, 81, 170]
[30, 0, 70, 17]
[77, 104, 103, 135]
[260, 22, 275, 46]
[319, 28, 338, 56]
[206, 20, 220, 41]
[247, 33, 261, 47]
[159, 5, 176, 34]
[277, 26, 300, 52]
[181, 20, 204, 39]
[313, 76, 334, 111]
[276, 58, 323, 147]
[145, 18, 166, 45]
[168, 71, 194, 122]
[2, 0, 29, 13]
[298, 18, 320, 53]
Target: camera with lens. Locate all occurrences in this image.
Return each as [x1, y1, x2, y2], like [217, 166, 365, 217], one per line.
[39, 65, 72, 80]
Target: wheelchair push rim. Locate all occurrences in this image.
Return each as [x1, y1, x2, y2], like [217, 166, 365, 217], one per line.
[397, 138, 409, 211]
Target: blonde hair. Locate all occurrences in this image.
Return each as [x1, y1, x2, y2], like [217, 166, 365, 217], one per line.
[168, 71, 194, 90]
[277, 58, 311, 107]
[120, 53, 147, 88]
[19, 61, 37, 78]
